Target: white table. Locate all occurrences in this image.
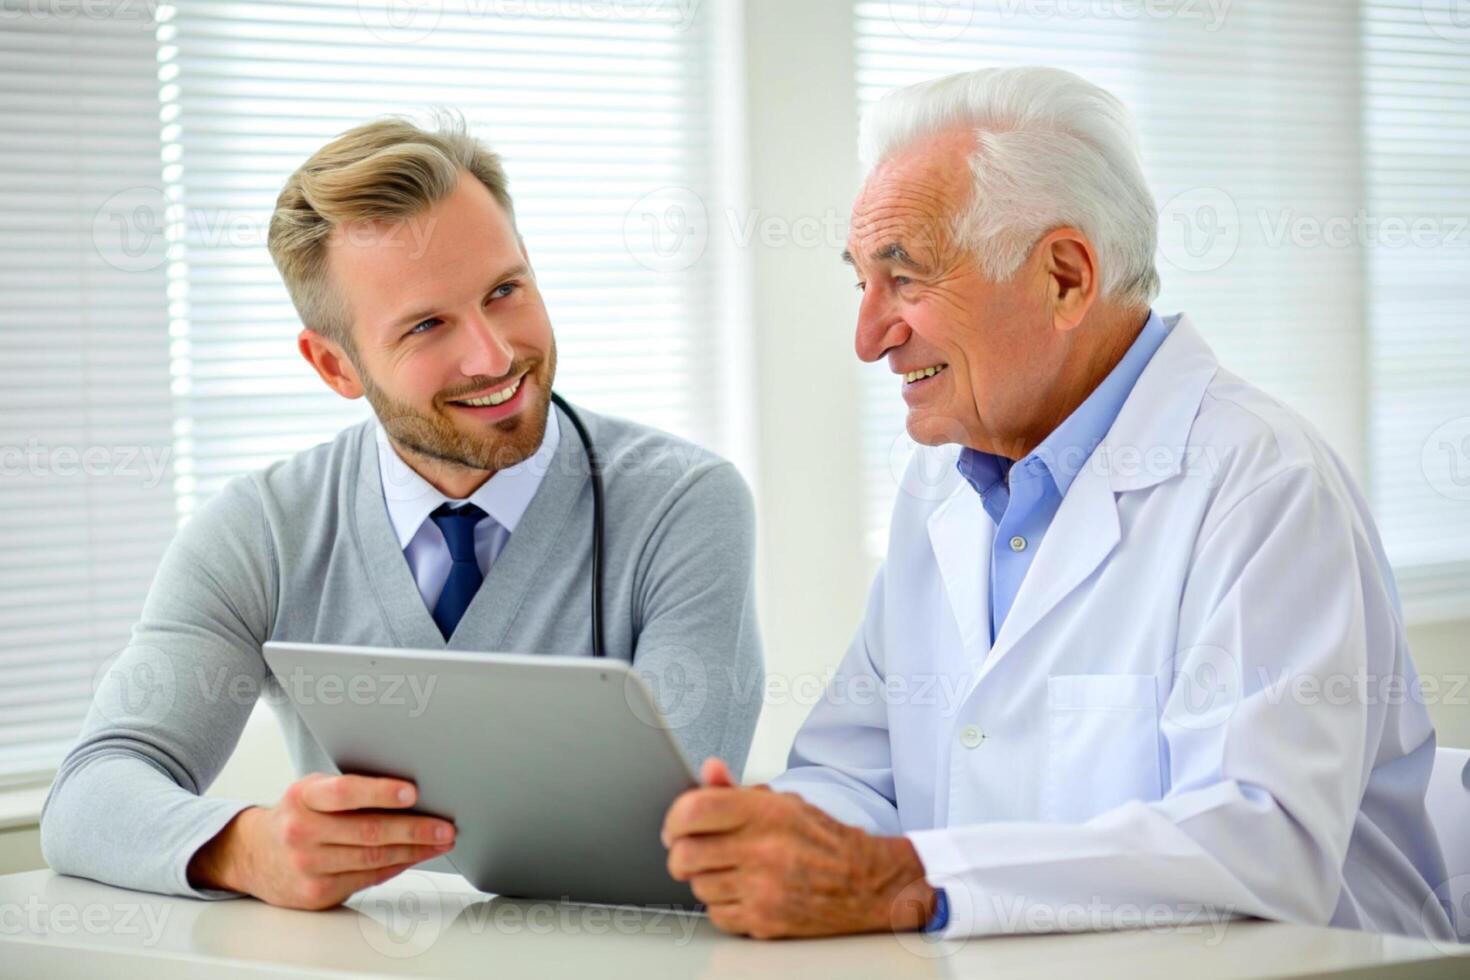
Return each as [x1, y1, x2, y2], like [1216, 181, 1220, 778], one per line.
[0, 868, 1465, 979]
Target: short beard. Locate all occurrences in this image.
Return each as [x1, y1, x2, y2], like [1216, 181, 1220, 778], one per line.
[358, 341, 557, 477]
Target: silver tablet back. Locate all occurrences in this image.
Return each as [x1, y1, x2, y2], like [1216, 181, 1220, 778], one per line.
[261, 642, 700, 908]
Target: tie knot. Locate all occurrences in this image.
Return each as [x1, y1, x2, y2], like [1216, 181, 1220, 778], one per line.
[430, 503, 487, 563]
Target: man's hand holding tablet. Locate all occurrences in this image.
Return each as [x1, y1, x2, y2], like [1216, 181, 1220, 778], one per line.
[187, 773, 456, 909]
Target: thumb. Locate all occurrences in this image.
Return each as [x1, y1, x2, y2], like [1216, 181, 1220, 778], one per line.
[700, 757, 735, 788]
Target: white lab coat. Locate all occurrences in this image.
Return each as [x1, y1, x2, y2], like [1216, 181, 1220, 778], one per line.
[772, 314, 1457, 942]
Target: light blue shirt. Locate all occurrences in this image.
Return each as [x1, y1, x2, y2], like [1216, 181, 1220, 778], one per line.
[957, 309, 1170, 644]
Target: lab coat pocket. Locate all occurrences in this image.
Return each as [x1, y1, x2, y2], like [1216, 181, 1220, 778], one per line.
[1044, 674, 1163, 824]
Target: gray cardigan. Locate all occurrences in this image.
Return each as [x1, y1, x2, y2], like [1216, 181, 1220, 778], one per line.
[41, 403, 764, 898]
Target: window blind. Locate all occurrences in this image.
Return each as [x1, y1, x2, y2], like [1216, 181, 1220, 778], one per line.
[158, 0, 721, 518]
[855, 1, 1468, 603]
[0, 2, 176, 780]
[1362, 1, 1470, 587]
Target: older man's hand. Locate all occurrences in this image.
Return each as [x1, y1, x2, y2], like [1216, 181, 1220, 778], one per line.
[661, 758, 937, 939]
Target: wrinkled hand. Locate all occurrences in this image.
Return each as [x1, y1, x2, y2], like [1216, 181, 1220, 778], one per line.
[661, 759, 936, 939]
[187, 773, 456, 910]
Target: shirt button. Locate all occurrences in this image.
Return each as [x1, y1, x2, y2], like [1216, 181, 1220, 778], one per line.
[960, 726, 986, 749]
[1009, 535, 1027, 552]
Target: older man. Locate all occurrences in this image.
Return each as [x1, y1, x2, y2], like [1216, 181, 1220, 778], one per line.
[662, 67, 1455, 943]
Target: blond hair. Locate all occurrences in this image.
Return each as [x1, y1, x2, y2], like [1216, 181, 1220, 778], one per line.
[267, 112, 515, 349]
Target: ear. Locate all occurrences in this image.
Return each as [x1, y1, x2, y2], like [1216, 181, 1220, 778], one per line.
[1039, 228, 1099, 333]
[298, 328, 365, 399]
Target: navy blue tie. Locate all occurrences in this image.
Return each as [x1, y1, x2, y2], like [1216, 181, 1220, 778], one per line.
[430, 503, 487, 640]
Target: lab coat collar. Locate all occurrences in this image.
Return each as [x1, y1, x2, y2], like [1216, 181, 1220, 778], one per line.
[1099, 312, 1219, 493]
[927, 481, 995, 666]
[929, 312, 1219, 677]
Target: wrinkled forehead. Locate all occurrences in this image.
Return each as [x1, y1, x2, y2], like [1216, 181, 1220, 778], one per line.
[846, 130, 976, 266]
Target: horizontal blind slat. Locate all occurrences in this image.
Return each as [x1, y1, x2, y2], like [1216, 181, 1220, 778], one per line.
[0, 5, 176, 778]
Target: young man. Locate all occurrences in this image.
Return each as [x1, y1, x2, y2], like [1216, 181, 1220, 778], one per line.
[42, 117, 763, 910]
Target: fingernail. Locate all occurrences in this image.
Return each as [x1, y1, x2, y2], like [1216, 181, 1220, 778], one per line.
[435, 825, 450, 841]
[398, 787, 414, 805]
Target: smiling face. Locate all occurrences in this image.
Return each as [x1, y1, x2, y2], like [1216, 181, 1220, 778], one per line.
[846, 127, 1072, 458]
[302, 172, 556, 494]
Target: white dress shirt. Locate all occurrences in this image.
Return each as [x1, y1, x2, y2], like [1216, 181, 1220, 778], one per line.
[375, 410, 560, 611]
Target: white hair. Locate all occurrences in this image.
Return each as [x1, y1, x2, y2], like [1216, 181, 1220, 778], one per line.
[859, 66, 1160, 307]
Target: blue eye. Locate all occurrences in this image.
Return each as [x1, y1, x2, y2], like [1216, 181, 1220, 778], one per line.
[405, 282, 518, 337]
[893, 275, 912, 287]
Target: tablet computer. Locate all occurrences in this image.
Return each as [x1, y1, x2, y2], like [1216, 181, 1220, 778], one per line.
[260, 641, 699, 909]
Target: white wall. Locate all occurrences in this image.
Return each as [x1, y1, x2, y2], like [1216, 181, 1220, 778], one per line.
[1408, 620, 1470, 751]
[738, 0, 870, 780]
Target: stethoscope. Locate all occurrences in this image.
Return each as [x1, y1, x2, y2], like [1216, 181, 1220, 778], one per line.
[549, 391, 606, 659]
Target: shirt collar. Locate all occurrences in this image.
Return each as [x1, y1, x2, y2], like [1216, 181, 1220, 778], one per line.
[375, 407, 561, 549]
[958, 308, 1171, 500]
